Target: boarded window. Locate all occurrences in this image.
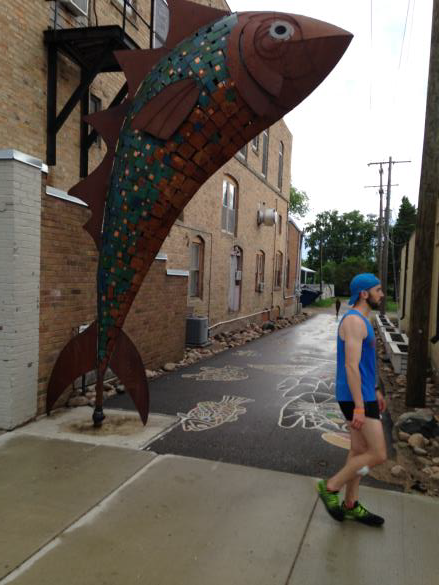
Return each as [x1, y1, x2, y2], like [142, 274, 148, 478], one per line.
[278, 214, 282, 235]
[252, 135, 259, 153]
[278, 141, 284, 190]
[274, 251, 283, 289]
[222, 178, 237, 235]
[189, 238, 204, 298]
[255, 251, 265, 292]
[286, 259, 291, 289]
[262, 129, 269, 178]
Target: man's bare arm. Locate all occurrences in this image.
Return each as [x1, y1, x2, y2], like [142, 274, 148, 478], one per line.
[343, 316, 367, 408]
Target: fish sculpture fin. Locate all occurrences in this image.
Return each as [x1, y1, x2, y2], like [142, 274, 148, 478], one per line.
[108, 328, 149, 425]
[165, 0, 230, 48]
[84, 101, 130, 149]
[46, 321, 98, 415]
[46, 321, 149, 425]
[115, 48, 169, 99]
[68, 150, 115, 250]
[131, 78, 200, 140]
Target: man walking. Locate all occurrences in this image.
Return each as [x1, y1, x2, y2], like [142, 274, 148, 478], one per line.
[317, 273, 387, 526]
[335, 298, 341, 319]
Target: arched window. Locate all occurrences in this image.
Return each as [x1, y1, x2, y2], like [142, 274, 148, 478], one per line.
[222, 176, 238, 235]
[274, 251, 283, 289]
[262, 129, 269, 178]
[278, 141, 284, 190]
[255, 251, 265, 292]
[189, 236, 204, 298]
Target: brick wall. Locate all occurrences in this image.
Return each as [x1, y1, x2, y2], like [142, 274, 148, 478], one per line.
[161, 119, 297, 331]
[0, 155, 42, 429]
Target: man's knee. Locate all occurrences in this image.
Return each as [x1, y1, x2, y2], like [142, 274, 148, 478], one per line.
[372, 447, 387, 466]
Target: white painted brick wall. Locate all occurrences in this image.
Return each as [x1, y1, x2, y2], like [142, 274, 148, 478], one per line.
[0, 154, 42, 429]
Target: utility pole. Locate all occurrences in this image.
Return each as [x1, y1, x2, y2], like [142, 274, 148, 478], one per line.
[364, 180, 399, 282]
[368, 159, 410, 315]
[319, 238, 323, 293]
[406, 0, 439, 407]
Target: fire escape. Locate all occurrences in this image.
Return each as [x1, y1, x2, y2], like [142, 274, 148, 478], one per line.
[45, 0, 153, 177]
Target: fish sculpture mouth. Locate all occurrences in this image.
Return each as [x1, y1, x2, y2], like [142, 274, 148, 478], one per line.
[227, 11, 353, 119]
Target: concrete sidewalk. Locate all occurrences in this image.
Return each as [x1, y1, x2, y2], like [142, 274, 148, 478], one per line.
[1, 432, 438, 585]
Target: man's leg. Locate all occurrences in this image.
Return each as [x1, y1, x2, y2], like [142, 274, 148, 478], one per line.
[344, 427, 367, 506]
[326, 418, 386, 491]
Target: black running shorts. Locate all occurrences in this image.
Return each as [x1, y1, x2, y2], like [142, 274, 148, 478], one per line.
[338, 401, 380, 421]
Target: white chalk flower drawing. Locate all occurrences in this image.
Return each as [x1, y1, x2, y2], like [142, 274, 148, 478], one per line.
[181, 365, 248, 382]
[178, 395, 254, 432]
[277, 375, 349, 437]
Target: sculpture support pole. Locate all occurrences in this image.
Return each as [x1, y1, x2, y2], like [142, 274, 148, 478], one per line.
[93, 369, 106, 427]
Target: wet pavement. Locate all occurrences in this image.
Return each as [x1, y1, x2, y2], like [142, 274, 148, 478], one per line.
[106, 307, 394, 488]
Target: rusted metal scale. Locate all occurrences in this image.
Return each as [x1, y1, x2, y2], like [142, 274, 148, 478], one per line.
[46, 0, 352, 426]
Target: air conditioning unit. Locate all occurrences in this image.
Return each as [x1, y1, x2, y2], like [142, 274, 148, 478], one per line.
[186, 316, 209, 346]
[235, 270, 242, 281]
[60, 0, 89, 17]
[257, 208, 278, 226]
[257, 282, 265, 292]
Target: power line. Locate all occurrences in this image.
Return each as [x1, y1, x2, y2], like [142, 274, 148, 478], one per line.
[399, 0, 412, 69]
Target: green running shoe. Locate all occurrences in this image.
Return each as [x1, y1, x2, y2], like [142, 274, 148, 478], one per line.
[342, 501, 384, 526]
[316, 480, 344, 522]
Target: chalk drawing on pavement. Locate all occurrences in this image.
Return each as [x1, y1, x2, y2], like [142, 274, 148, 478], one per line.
[181, 365, 248, 382]
[276, 375, 350, 448]
[233, 350, 258, 357]
[178, 396, 255, 432]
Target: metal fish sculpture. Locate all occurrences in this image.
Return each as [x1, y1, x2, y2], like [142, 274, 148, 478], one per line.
[178, 395, 254, 432]
[46, 0, 352, 426]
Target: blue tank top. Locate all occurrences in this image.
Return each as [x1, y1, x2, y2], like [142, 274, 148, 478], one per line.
[336, 309, 376, 402]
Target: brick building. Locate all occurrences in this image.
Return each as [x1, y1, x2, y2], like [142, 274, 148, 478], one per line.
[0, 0, 301, 429]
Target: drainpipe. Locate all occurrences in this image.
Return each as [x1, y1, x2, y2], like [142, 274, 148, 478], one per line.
[283, 219, 296, 301]
[271, 199, 278, 312]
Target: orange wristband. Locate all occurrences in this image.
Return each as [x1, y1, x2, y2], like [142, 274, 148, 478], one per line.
[354, 408, 365, 413]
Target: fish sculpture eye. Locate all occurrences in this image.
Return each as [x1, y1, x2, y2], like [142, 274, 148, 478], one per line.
[269, 20, 295, 41]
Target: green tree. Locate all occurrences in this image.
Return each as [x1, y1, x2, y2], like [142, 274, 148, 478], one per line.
[334, 257, 375, 296]
[388, 196, 417, 300]
[289, 186, 310, 218]
[304, 210, 377, 271]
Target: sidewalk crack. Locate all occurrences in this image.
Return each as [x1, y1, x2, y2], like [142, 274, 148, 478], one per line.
[284, 495, 318, 585]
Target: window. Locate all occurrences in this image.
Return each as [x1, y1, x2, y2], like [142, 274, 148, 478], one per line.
[252, 134, 259, 153]
[274, 251, 283, 289]
[237, 143, 247, 160]
[115, 0, 136, 15]
[286, 258, 291, 289]
[262, 129, 269, 178]
[278, 214, 282, 235]
[222, 178, 238, 235]
[255, 251, 265, 292]
[189, 238, 204, 298]
[278, 141, 284, 190]
[89, 94, 102, 147]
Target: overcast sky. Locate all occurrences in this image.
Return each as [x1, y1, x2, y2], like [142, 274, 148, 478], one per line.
[227, 0, 433, 230]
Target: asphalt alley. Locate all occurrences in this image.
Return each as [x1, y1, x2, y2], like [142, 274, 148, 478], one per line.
[106, 309, 393, 487]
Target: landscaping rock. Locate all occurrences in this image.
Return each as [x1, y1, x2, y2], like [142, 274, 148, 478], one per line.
[396, 409, 439, 438]
[115, 384, 125, 394]
[398, 431, 410, 442]
[163, 363, 176, 372]
[408, 433, 427, 449]
[413, 446, 428, 456]
[391, 465, 406, 478]
[67, 396, 89, 407]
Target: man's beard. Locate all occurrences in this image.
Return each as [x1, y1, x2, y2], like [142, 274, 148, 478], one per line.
[366, 296, 380, 310]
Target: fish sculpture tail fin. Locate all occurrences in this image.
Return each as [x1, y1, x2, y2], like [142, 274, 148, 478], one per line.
[46, 322, 149, 425]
